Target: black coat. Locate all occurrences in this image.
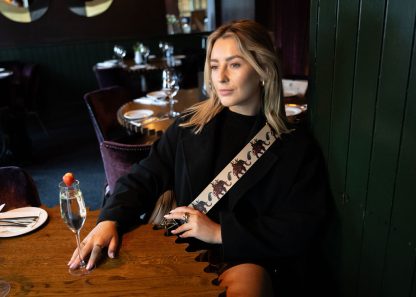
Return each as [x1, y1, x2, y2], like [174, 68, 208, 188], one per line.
[99, 110, 328, 269]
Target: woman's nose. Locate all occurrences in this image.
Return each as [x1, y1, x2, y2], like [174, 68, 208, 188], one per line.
[219, 66, 229, 83]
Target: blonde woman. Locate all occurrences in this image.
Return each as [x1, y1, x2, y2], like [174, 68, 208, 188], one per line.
[70, 20, 328, 297]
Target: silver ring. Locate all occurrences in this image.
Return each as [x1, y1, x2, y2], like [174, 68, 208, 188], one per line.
[183, 212, 190, 223]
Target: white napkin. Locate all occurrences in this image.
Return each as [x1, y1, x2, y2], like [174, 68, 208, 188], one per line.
[282, 79, 308, 97]
[133, 97, 167, 106]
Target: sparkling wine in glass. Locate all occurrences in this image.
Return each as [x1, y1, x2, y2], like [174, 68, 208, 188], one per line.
[162, 68, 180, 118]
[59, 180, 91, 275]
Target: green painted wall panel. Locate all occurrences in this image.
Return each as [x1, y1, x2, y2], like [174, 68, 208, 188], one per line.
[328, 2, 362, 296]
[358, 0, 416, 295]
[309, 0, 338, 159]
[380, 18, 416, 297]
[310, 0, 416, 296]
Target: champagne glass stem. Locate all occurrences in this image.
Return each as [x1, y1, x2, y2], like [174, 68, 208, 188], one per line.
[168, 95, 174, 117]
[75, 230, 86, 268]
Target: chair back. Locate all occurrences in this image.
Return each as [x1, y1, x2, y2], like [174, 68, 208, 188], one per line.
[100, 140, 152, 195]
[0, 166, 41, 211]
[93, 66, 127, 89]
[83, 86, 132, 143]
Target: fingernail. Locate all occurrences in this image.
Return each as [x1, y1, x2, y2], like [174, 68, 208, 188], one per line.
[109, 252, 115, 258]
[69, 263, 77, 269]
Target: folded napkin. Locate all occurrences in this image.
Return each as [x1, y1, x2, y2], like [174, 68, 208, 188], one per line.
[133, 97, 167, 106]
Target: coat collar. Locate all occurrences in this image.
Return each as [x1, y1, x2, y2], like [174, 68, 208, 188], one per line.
[180, 109, 282, 209]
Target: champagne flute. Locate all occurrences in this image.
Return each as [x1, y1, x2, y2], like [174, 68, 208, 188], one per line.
[162, 68, 180, 118]
[59, 180, 91, 275]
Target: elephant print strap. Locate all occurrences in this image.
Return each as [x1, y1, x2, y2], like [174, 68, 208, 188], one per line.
[189, 123, 277, 214]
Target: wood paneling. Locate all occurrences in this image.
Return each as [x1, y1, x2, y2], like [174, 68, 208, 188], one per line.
[310, 0, 416, 296]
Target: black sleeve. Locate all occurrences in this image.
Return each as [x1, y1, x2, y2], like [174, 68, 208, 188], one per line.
[97, 120, 182, 231]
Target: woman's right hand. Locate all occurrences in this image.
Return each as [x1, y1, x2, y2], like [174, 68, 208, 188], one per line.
[68, 220, 119, 270]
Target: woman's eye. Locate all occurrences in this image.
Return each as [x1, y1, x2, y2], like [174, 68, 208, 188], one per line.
[230, 63, 241, 68]
[210, 65, 218, 70]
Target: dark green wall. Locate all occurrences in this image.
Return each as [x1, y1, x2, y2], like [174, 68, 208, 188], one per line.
[309, 0, 416, 296]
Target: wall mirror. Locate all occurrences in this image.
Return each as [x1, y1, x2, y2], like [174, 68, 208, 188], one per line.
[0, 0, 48, 23]
[68, 0, 113, 18]
[165, 0, 214, 34]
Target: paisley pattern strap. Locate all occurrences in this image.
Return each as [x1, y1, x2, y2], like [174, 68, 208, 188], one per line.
[189, 123, 277, 214]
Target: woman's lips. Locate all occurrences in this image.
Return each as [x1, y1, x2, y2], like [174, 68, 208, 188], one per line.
[218, 89, 233, 96]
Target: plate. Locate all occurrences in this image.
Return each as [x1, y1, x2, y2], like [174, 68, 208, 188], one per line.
[0, 207, 48, 238]
[123, 109, 154, 120]
[285, 104, 303, 116]
[147, 90, 167, 100]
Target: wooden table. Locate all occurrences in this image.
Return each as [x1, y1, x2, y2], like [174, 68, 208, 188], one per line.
[0, 206, 223, 296]
[117, 88, 201, 135]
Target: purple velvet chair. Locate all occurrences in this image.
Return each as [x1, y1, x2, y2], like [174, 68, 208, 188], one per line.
[99, 140, 152, 195]
[0, 166, 41, 212]
[84, 86, 132, 143]
[84, 86, 158, 198]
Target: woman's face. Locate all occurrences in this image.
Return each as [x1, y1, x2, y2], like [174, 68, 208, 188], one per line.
[210, 37, 262, 115]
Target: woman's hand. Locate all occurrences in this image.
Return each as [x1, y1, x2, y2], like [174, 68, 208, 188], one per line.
[68, 220, 119, 270]
[164, 206, 222, 244]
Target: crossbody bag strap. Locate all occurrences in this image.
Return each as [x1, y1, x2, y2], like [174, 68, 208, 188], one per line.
[189, 123, 277, 214]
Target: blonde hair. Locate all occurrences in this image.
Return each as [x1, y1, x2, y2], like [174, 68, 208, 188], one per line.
[181, 19, 289, 136]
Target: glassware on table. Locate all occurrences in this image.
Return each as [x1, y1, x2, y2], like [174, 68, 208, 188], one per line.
[59, 180, 92, 275]
[0, 280, 10, 297]
[113, 44, 126, 64]
[162, 68, 180, 118]
[141, 46, 150, 64]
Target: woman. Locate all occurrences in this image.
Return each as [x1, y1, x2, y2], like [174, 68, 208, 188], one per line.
[69, 20, 328, 297]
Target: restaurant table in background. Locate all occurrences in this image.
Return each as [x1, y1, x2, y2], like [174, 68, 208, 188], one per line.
[0, 206, 223, 296]
[117, 88, 200, 135]
[94, 55, 188, 97]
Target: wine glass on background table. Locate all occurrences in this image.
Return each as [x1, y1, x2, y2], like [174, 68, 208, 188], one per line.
[162, 68, 180, 118]
[0, 280, 10, 297]
[113, 44, 126, 65]
[0, 203, 10, 296]
[59, 177, 92, 275]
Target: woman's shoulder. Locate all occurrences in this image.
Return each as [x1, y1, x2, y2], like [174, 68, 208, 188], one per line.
[278, 124, 321, 154]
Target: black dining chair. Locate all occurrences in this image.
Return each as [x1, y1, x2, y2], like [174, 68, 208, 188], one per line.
[0, 166, 41, 212]
[84, 85, 133, 143]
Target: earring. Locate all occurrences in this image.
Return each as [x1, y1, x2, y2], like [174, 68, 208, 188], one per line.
[261, 80, 265, 87]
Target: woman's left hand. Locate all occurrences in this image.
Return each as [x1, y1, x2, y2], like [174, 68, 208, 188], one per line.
[164, 206, 222, 244]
